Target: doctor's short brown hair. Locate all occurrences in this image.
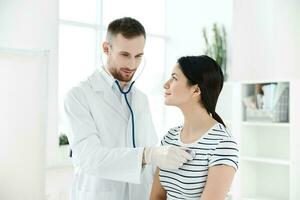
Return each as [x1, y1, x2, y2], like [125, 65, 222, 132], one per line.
[106, 17, 146, 42]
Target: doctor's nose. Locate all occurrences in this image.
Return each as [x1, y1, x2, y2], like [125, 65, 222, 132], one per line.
[126, 58, 138, 69]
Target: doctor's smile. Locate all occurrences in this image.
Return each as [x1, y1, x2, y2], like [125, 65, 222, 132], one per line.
[121, 68, 136, 76]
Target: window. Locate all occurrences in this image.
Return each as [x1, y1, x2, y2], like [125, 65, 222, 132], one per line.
[102, 0, 165, 35]
[58, 0, 166, 140]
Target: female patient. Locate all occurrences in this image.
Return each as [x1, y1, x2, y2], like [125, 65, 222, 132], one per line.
[150, 55, 239, 200]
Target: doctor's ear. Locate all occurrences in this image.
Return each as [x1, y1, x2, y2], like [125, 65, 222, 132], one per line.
[102, 42, 110, 55]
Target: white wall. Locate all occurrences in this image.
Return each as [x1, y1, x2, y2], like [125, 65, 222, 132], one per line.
[165, 0, 233, 68]
[46, 167, 73, 200]
[0, 51, 48, 200]
[0, 0, 59, 198]
[231, 0, 300, 81]
[164, 0, 233, 129]
[0, 0, 59, 169]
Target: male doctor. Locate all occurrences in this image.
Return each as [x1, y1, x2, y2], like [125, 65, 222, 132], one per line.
[64, 17, 193, 200]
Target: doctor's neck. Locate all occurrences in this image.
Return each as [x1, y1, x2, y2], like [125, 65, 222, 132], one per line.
[117, 81, 127, 89]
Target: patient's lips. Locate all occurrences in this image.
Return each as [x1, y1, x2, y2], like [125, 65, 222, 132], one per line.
[164, 92, 171, 97]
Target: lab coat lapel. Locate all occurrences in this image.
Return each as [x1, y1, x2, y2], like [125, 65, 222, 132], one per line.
[103, 88, 128, 122]
[130, 89, 139, 116]
[89, 70, 128, 122]
[127, 89, 140, 147]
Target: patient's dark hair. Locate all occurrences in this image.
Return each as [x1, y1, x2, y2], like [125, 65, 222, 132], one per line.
[107, 17, 146, 42]
[178, 55, 226, 127]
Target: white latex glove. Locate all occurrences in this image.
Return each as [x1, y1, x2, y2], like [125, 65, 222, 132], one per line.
[144, 146, 193, 170]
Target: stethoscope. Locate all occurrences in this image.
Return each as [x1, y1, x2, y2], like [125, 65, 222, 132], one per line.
[114, 80, 137, 147]
[101, 54, 146, 148]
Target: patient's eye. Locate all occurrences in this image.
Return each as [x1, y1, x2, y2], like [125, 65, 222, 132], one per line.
[171, 75, 177, 81]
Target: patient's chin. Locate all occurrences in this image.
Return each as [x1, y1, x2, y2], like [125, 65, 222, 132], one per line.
[164, 100, 173, 106]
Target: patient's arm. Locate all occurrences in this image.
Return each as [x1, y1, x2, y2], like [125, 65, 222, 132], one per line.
[150, 168, 167, 200]
[200, 165, 236, 200]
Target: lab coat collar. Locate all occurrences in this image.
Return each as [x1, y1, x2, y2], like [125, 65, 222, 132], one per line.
[90, 68, 135, 93]
[88, 68, 138, 122]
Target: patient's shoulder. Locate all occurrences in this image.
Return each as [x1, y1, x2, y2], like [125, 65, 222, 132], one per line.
[167, 125, 183, 136]
[160, 125, 182, 146]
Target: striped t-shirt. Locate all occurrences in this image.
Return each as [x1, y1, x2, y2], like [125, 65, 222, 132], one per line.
[159, 123, 239, 200]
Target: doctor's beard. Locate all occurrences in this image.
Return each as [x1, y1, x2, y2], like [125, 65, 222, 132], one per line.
[108, 66, 136, 82]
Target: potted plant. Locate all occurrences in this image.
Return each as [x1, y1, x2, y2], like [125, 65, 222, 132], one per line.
[59, 133, 69, 146]
[202, 23, 228, 80]
[58, 133, 70, 161]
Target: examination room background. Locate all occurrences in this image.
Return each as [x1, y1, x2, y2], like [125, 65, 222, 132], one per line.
[0, 0, 300, 199]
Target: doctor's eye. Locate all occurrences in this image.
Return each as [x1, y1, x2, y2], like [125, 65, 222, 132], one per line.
[120, 53, 129, 57]
[135, 55, 143, 59]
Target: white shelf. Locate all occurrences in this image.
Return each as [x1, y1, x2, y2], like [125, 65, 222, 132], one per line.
[217, 80, 300, 200]
[241, 156, 290, 166]
[241, 121, 290, 128]
[241, 197, 288, 200]
[240, 80, 291, 84]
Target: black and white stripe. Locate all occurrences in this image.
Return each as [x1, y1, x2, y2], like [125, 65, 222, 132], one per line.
[159, 123, 239, 200]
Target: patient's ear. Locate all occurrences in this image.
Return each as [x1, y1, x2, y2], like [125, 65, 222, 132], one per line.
[192, 85, 201, 97]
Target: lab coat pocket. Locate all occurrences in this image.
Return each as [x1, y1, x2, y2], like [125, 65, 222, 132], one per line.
[76, 189, 112, 200]
[140, 165, 155, 195]
[129, 165, 155, 199]
[77, 173, 112, 193]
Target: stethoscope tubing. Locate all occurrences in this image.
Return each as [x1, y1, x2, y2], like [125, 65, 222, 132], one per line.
[101, 53, 147, 148]
[115, 80, 136, 148]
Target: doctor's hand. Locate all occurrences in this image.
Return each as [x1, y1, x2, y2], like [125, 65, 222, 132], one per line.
[143, 146, 193, 170]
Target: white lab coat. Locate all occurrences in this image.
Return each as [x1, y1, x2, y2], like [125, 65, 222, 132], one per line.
[64, 69, 158, 200]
